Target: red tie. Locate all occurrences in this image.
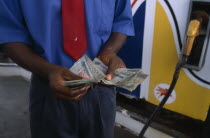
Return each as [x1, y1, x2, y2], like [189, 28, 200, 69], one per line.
[62, 0, 87, 60]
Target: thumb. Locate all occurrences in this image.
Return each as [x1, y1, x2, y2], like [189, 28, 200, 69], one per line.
[106, 63, 116, 81]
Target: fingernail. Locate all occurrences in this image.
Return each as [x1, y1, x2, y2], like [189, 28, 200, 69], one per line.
[106, 74, 112, 81]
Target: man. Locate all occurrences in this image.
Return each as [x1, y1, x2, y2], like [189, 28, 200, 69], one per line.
[0, 0, 134, 138]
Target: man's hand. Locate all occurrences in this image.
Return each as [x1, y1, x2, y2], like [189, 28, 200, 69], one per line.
[97, 32, 127, 81]
[2, 43, 90, 101]
[48, 66, 90, 101]
[98, 52, 126, 81]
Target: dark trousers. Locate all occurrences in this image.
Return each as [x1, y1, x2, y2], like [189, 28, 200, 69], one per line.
[29, 74, 116, 138]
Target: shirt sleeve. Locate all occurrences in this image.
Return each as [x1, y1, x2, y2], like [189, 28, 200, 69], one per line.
[112, 0, 135, 36]
[0, 0, 32, 45]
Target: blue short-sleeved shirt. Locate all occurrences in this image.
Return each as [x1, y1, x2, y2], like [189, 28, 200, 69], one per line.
[0, 0, 134, 68]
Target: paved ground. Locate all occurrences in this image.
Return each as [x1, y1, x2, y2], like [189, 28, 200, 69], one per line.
[0, 76, 138, 138]
[0, 76, 30, 138]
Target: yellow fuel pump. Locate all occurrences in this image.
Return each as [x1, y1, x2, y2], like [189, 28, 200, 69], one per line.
[139, 10, 209, 138]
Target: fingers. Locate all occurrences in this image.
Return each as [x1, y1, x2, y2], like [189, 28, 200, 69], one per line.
[49, 66, 90, 101]
[55, 85, 90, 101]
[106, 59, 126, 81]
[55, 92, 83, 101]
[63, 69, 82, 81]
[55, 92, 85, 101]
[96, 81, 115, 88]
[106, 66, 115, 81]
[60, 85, 90, 97]
[74, 90, 88, 100]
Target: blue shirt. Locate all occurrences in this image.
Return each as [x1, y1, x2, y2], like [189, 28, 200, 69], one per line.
[0, 0, 134, 68]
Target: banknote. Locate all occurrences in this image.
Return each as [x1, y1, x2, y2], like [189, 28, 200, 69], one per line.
[93, 57, 148, 91]
[64, 55, 105, 88]
[64, 55, 148, 92]
[117, 73, 148, 91]
[93, 58, 108, 74]
[84, 55, 106, 81]
[63, 79, 96, 86]
[70, 55, 94, 79]
[101, 68, 139, 85]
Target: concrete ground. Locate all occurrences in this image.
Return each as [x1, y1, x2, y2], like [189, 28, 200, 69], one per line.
[0, 75, 138, 138]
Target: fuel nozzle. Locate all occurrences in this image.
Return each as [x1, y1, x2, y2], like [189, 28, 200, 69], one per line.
[183, 10, 209, 57]
[180, 10, 209, 67]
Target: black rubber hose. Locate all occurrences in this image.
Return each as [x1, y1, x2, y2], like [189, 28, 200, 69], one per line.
[138, 56, 187, 138]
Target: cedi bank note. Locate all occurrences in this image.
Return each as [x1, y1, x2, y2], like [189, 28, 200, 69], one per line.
[64, 55, 148, 92]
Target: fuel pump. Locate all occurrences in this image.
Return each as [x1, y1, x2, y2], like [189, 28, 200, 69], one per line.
[139, 1, 210, 137]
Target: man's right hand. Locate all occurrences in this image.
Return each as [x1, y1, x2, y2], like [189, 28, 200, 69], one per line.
[2, 43, 90, 101]
[48, 66, 90, 101]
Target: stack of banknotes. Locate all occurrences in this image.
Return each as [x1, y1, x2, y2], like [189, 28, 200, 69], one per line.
[64, 55, 148, 92]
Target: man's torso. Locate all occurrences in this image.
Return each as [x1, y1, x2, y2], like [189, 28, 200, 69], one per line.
[20, 0, 116, 67]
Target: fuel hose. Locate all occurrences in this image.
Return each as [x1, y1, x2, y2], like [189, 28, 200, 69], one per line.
[138, 10, 208, 138]
[138, 55, 187, 138]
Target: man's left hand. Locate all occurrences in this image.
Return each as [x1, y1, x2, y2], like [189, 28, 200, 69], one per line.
[98, 52, 126, 81]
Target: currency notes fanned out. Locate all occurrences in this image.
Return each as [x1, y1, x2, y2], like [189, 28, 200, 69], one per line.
[64, 55, 105, 89]
[64, 55, 148, 92]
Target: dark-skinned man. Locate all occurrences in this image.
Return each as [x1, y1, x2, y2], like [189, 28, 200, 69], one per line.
[0, 0, 134, 138]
